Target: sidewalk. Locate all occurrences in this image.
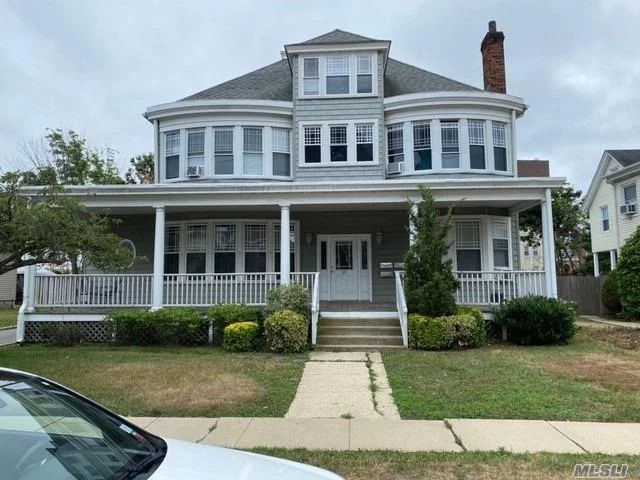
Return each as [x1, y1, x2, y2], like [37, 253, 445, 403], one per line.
[581, 315, 640, 329]
[0, 328, 16, 347]
[127, 416, 640, 455]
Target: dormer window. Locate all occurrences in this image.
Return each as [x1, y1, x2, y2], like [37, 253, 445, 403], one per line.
[357, 55, 373, 93]
[299, 54, 376, 97]
[326, 56, 350, 94]
[303, 58, 319, 95]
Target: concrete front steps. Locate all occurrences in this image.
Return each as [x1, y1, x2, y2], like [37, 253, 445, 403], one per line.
[315, 313, 405, 351]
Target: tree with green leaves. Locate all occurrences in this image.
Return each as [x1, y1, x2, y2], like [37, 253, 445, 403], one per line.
[519, 184, 591, 275]
[403, 185, 458, 316]
[615, 226, 640, 319]
[125, 153, 155, 184]
[0, 171, 133, 275]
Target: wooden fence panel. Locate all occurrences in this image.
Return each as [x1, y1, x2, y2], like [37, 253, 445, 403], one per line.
[556, 276, 605, 315]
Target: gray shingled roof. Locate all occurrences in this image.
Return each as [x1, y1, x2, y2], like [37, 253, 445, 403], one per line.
[181, 59, 292, 102]
[606, 150, 640, 167]
[292, 29, 383, 45]
[385, 58, 479, 96]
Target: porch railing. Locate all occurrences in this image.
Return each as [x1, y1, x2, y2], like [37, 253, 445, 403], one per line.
[33, 274, 153, 307]
[311, 272, 320, 345]
[394, 271, 408, 347]
[455, 270, 546, 306]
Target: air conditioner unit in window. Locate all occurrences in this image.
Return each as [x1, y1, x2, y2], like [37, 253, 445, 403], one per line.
[620, 203, 637, 215]
[186, 166, 204, 178]
[387, 162, 404, 175]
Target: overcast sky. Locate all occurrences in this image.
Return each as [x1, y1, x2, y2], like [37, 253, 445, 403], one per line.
[1, 0, 639, 192]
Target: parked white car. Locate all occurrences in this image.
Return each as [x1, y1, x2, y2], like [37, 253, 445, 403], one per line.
[0, 368, 343, 480]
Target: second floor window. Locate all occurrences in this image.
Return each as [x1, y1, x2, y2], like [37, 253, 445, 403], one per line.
[186, 129, 205, 174]
[468, 120, 486, 169]
[304, 126, 321, 163]
[330, 125, 348, 162]
[356, 123, 374, 162]
[326, 56, 349, 94]
[214, 128, 234, 175]
[600, 205, 609, 231]
[272, 128, 291, 176]
[165, 131, 180, 180]
[441, 121, 460, 168]
[357, 55, 373, 94]
[623, 183, 637, 205]
[303, 58, 319, 95]
[413, 122, 431, 171]
[243, 127, 263, 175]
[387, 125, 404, 164]
[493, 122, 507, 171]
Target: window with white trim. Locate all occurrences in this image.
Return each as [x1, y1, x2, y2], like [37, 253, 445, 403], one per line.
[274, 224, 296, 272]
[455, 220, 481, 271]
[441, 121, 460, 169]
[214, 128, 234, 175]
[186, 224, 207, 273]
[492, 220, 510, 269]
[326, 56, 350, 94]
[524, 246, 530, 257]
[357, 55, 373, 94]
[164, 226, 180, 274]
[330, 125, 348, 162]
[468, 120, 486, 170]
[622, 183, 637, 205]
[533, 247, 540, 257]
[272, 128, 291, 177]
[387, 124, 404, 164]
[492, 122, 507, 171]
[186, 129, 205, 174]
[214, 224, 236, 273]
[244, 224, 267, 272]
[303, 57, 320, 95]
[164, 131, 180, 179]
[243, 127, 263, 175]
[600, 206, 610, 231]
[413, 122, 431, 171]
[356, 123, 374, 162]
[304, 126, 321, 163]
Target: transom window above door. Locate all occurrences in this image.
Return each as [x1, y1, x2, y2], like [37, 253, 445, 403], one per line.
[299, 54, 376, 97]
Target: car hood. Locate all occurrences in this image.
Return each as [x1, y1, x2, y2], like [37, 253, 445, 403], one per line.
[150, 439, 343, 480]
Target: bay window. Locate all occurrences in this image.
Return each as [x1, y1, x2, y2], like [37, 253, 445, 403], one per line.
[186, 129, 205, 175]
[357, 55, 373, 94]
[304, 126, 322, 163]
[356, 123, 374, 162]
[441, 121, 460, 169]
[243, 127, 263, 175]
[387, 124, 404, 164]
[330, 125, 348, 162]
[326, 56, 350, 94]
[491, 220, 510, 269]
[303, 57, 320, 95]
[214, 128, 234, 175]
[164, 131, 180, 180]
[468, 120, 486, 169]
[214, 224, 236, 273]
[186, 224, 207, 273]
[492, 122, 507, 171]
[272, 128, 291, 176]
[164, 226, 180, 274]
[244, 224, 267, 272]
[455, 220, 481, 271]
[413, 122, 432, 170]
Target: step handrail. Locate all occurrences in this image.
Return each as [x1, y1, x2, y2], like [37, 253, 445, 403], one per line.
[395, 271, 408, 347]
[311, 272, 320, 345]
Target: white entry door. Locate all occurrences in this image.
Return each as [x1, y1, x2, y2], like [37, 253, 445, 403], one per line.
[317, 235, 371, 301]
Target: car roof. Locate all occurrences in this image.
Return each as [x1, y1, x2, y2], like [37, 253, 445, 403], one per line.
[0, 367, 37, 382]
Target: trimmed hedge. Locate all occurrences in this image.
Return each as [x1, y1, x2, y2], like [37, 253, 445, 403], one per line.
[409, 309, 485, 350]
[223, 321, 260, 352]
[104, 308, 208, 346]
[265, 284, 311, 320]
[264, 309, 308, 353]
[208, 304, 262, 330]
[616, 226, 640, 319]
[601, 271, 622, 314]
[493, 296, 577, 345]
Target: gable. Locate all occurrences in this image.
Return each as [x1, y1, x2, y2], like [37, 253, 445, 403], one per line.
[584, 152, 623, 210]
[606, 150, 640, 168]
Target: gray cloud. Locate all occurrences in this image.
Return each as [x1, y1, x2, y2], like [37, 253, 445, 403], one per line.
[1, 0, 639, 193]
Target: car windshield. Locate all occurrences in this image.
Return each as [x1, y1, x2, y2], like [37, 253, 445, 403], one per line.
[0, 370, 166, 480]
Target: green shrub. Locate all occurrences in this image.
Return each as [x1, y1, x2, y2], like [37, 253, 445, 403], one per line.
[457, 306, 487, 347]
[208, 304, 262, 330]
[223, 321, 260, 352]
[104, 308, 208, 346]
[409, 311, 485, 350]
[265, 284, 311, 320]
[616, 226, 640, 319]
[493, 296, 577, 345]
[264, 309, 308, 353]
[601, 270, 622, 314]
[39, 323, 85, 347]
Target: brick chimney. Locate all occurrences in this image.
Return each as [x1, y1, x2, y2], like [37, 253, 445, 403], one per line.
[480, 20, 506, 94]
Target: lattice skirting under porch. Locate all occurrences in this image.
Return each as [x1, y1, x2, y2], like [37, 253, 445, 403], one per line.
[24, 321, 110, 343]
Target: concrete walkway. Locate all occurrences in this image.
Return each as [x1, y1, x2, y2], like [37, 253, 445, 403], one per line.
[285, 351, 400, 419]
[581, 315, 640, 329]
[127, 417, 640, 454]
[0, 328, 16, 347]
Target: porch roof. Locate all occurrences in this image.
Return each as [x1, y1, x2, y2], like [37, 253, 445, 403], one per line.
[22, 177, 565, 214]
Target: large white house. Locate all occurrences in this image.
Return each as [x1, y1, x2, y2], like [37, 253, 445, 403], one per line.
[584, 150, 640, 276]
[18, 23, 562, 348]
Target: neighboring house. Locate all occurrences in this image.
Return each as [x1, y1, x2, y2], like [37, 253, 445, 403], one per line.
[584, 150, 640, 276]
[0, 269, 17, 307]
[520, 237, 543, 271]
[19, 22, 563, 347]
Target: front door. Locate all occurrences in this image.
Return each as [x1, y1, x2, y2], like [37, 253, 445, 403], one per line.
[318, 235, 371, 301]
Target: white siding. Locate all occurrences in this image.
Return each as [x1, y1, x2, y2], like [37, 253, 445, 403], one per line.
[589, 157, 622, 253]
[0, 269, 16, 306]
[615, 173, 640, 248]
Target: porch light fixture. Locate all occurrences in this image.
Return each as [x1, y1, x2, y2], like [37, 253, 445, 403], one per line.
[305, 231, 313, 246]
[375, 229, 383, 247]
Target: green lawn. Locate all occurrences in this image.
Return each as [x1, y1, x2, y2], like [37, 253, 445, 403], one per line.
[0, 308, 17, 329]
[253, 450, 640, 480]
[384, 326, 640, 422]
[0, 345, 306, 417]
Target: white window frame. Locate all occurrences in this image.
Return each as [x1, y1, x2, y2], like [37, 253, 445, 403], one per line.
[329, 124, 348, 162]
[303, 125, 322, 165]
[450, 216, 513, 272]
[164, 131, 181, 180]
[302, 57, 320, 96]
[213, 127, 234, 176]
[412, 122, 431, 171]
[622, 182, 637, 205]
[299, 119, 379, 166]
[441, 121, 460, 169]
[491, 218, 511, 270]
[468, 120, 486, 170]
[355, 123, 374, 163]
[356, 55, 373, 94]
[298, 53, 377, 98]
[387, 124, 404, 165]
[492, 121, 508, 172]
[272, 127, 291, 177]
[600, 205, 610, 232]
[242, 127, 264, 176]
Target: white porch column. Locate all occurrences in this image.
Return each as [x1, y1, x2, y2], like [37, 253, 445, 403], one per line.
[541, 188, 557, 297]
[151, 205, 165, 310]
[17, 262, 36, 344]
[593, 252, 600, 277]
[280, 204, 291, 285]
[610, 249, 617, 270]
